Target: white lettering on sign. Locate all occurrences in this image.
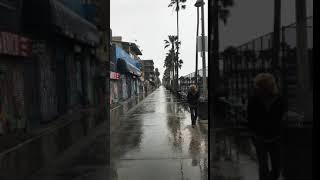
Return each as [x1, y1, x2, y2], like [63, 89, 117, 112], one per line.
[110, 72, 120, 80]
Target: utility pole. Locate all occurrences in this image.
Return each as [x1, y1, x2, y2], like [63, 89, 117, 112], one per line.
[200, 1, 207, 98]
[295, 0, 312, 122]
[272, 0, 281, 69]
[195, 6, 200, 86]
[195, 0, 207, 98]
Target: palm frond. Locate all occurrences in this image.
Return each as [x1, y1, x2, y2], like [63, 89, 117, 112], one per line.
[220, 0, 234, 8]
[168, 1, 175, 7]
[219, 8, 230, 24]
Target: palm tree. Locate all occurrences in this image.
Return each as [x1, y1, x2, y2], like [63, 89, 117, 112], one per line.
[164, 35, 179, 90]
[168, 0, 187, 39]
[168, 0, 187, 90]
[174, 39, 182, 89]
[163, 49, 176, 90]
[272, 0, 281, 69]
[210, 0, 234, 161]
[211, 0, 234, 93]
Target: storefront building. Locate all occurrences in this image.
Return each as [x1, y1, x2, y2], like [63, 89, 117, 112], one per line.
[0, 0, 35, 134]
[111, 45, 142, 102]
[21, 0, 100, 124]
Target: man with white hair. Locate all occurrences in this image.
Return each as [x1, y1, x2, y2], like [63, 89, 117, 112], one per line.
[247, 73, 287, 180]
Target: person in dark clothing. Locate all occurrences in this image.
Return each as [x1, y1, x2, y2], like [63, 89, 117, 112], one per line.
[187, 85, 200, 126]
[247, 73, 286, 180]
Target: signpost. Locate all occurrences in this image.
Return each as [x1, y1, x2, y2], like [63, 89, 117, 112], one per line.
[197, 36, 208, 52]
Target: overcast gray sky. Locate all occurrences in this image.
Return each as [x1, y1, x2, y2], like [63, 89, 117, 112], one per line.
[111, 0, 313, 80]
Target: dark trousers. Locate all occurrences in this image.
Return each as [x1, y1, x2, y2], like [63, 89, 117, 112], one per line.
[190, 106, 198, 125]
[253, 138, 281, 180]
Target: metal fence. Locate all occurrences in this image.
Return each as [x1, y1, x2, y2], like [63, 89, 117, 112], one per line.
[179, 67, 208, 96]
[221, 17, 313, 117]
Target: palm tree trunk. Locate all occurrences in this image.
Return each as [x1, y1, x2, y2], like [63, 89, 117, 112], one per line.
[176, 1, 180, 39]
[212, 0, 220, 113]
[172, 44, 176, 91]
[272, 0, 281, 68]
[176, 1, 180, 91]
[195, 7, 200, 86]
[210, 0, 219, 162]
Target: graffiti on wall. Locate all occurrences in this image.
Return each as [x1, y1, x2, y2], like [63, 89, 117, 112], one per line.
[110, 80, 119, 103]
[121, 75, 128, 100]
[39, 51, 58, 122]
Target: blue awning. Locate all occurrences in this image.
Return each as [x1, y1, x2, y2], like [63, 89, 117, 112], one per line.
[115, 46, 141, 76]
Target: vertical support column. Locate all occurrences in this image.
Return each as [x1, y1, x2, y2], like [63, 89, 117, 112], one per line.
[295, 0, 312, 122]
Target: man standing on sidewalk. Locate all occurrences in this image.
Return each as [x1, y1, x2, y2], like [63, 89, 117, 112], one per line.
[247, 73, 286, 180]
[187, 85, 200, 126]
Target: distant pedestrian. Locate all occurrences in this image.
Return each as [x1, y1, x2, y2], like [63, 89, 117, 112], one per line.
[247, 73, 286, 180]
[187, 85, 200, 126]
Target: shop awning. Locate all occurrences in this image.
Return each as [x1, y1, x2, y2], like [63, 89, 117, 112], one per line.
[22, 0, 99, 46]
[115, 46, 141, 76]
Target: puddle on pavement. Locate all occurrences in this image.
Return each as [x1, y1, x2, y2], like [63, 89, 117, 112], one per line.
[111, 87, 208, 180]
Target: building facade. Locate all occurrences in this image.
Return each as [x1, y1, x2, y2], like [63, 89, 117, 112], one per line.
[0, 0, 108, 135]
[0, 0, 33, 134]
[110, 37, 143, 105]
[141, 59, 156, 90]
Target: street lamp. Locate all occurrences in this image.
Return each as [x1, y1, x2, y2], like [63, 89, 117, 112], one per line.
[194, 0, 207, 98]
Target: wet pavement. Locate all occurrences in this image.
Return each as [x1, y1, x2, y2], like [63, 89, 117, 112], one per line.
[29, 86, 208, 180]
[111, 86, 208, 180]
[212, 133, 259, 180]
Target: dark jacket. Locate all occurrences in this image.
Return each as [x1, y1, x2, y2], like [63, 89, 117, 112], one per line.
[187, 91, 200, 107]
[247, 95, 286, 139]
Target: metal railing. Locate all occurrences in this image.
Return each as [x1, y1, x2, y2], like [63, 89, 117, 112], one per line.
[221, 17, 313, 118]
[179, 67, 208, 99]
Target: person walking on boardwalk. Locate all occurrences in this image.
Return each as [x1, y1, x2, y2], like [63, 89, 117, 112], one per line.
[247, 73, 286, 180]
[187, 85, 200, 126]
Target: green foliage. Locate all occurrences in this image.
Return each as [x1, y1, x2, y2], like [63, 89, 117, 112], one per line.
[217, 0, 234, 24]
[168, 0, 187, 11]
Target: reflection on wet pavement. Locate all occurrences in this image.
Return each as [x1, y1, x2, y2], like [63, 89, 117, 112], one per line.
[111, 87, 208, 180]
[212, 130, 259, 180]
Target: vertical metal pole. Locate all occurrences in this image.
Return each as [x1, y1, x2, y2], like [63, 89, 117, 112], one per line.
[295, 0, 312, 122]
[195, 7, 199, 86]
[201, 3, 207, 98]
[272, 0, 281, 68]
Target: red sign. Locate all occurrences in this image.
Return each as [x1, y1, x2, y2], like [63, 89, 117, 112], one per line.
[110, 72, 120, 80]
[0, 32, 32, 57]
